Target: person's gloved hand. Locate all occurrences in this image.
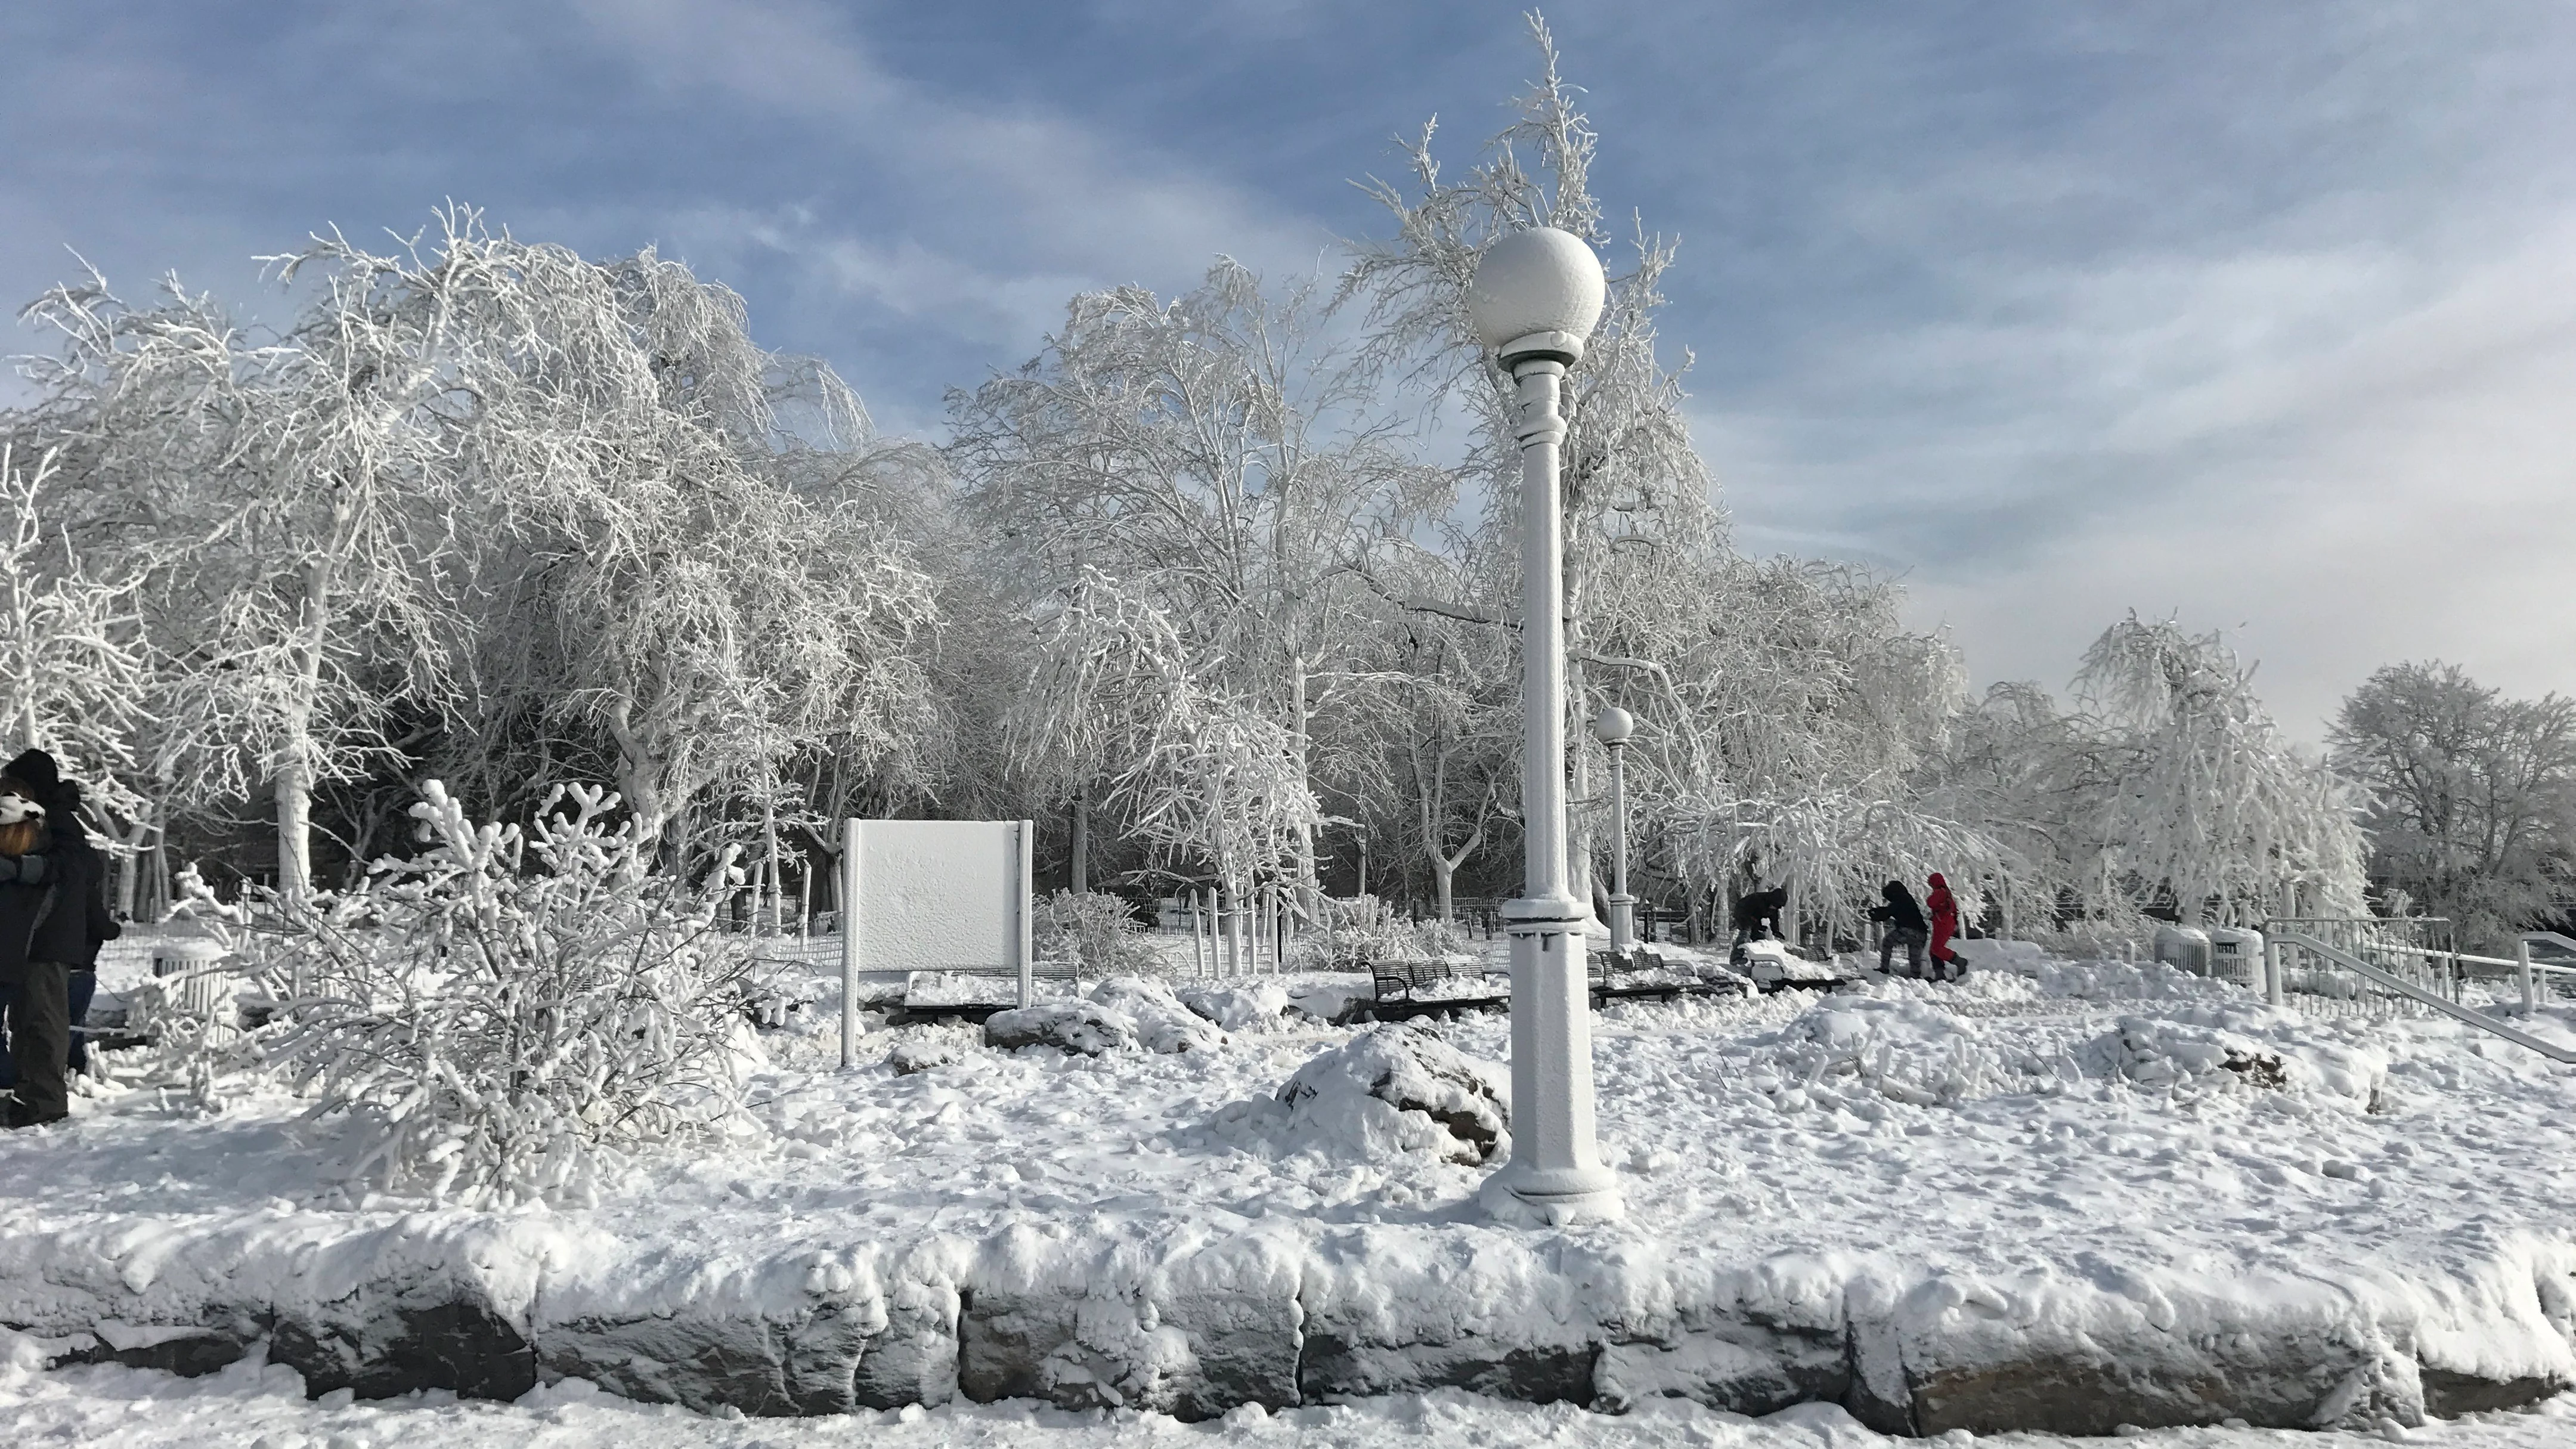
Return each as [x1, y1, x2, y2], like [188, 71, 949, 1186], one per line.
[7, 852, 46, 885]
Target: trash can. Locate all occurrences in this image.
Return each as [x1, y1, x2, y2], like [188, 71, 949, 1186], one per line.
[2204, 925, 2265, 990]
[2153, 924, 2212, 976]
[151, 937, 229, 979]
[141, 938, 239, 1045]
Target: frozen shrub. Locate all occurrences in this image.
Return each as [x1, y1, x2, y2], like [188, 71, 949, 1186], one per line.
[267, 781, 766, 1205]
[1033, 890, 1160, 977]
[1292, 898, 1473, 974]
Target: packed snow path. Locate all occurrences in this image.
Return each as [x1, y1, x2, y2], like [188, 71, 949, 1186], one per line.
[5, 957, 2576, 1435]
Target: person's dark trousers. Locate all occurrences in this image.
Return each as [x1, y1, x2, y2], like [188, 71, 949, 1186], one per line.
[7, 961, 70, 1123]
[66, 970, 95, 1075]
[1880, 925, 1927, 976]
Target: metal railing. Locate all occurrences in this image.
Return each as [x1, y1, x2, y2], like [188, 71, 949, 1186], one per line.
[2259, 917, 2457, 1020]
[2271, 931, 2576, 1063]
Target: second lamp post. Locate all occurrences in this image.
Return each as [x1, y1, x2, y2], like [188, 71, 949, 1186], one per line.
[1593, 705, 1637, 959]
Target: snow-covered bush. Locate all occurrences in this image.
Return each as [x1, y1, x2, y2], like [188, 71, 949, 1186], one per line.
[1032, 890, 1159, 977]
[1277, 1023, 1509, 1164]
[1292, 905, 1472, 974]
[267, 781, 766, 1204]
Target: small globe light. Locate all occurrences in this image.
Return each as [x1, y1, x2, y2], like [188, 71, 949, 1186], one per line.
[1590, 705, 1635, 745]
[1467, 228, 1606, 364]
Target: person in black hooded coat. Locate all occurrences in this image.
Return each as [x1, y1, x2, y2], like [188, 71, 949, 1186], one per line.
[2, 749, 117, 1127]
[1868, 879, 1928, 977]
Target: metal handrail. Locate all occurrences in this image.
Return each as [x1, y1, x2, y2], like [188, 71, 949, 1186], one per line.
[2276, 933, 2576, 1064]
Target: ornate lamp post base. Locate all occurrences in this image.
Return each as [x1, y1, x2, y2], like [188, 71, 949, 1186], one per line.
[1479, 897, 1623, 1226]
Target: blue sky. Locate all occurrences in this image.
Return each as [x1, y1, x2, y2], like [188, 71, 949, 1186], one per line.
[6, 1, 2573, 737]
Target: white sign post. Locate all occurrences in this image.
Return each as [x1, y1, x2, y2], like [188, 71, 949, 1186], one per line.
[838, 819, 1033, 1069]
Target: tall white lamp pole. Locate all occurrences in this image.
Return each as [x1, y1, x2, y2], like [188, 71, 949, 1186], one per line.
[1469, 228, 1622, 1225]
[1593, 705, 1637, 958]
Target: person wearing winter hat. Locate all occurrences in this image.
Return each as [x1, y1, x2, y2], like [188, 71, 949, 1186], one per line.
[1924, 872, 1968, 982]
[1868, 879, 1928, 977]
[2, 748, 118, 1128]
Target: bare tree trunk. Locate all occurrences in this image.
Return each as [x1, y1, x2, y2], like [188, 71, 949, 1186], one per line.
[761, 793, 782, 929]
[1070, 787, 1089, 894]
[1291, 656, 1318, 911]
[275, 736, 314, 901]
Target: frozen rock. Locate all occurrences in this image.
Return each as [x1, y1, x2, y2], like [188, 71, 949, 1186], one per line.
[1089, 977, 1228, 1054]
[957, 1228, 1301, 1419]
[887, 1035, 965, 1075]
[2078, 1013, 2385, 1104]
[983, 1000, 1137, 1055]
[1277, 1023, 1508, 1164]
[1178, 983, 1292, 1033]
[981, 979, 1226, 1056]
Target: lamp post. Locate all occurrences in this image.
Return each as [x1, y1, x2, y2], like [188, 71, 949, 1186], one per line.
[1468, 227, 1623, 1225]
[1592, 705, 1637, 959]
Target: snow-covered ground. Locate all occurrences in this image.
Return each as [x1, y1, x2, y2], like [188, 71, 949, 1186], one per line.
[11, 946, 2576, 1433]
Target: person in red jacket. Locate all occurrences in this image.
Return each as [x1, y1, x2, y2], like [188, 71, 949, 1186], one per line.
[1925, 872, 1968, 981]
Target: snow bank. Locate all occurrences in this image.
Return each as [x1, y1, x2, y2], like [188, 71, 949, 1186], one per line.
[1946, 937, 2045, 973]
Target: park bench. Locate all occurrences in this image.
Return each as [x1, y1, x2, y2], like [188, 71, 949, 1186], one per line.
[890, 959, 1082, 1024]
[1364, 956, 1509, 1021]
[1590, 946, 1753, 1005]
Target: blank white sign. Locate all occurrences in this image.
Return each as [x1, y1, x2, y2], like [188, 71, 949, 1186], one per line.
[840, 818, 1034, 1066]
[850, 819, 1030, 976]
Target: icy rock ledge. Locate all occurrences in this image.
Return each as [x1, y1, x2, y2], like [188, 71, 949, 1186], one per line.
[1277, 1023, 1510, 1165]
[4, 1206, 2574, 1431]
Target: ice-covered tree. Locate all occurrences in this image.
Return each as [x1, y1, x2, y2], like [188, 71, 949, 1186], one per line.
[1009, 568, 1324, 918]
[17, 262, 472, 897]
[2073, 614, 2365, 927]
[0, 447, 151, 862]
[950, 261, 1431, 903]
[2329, 661, 2576, 946]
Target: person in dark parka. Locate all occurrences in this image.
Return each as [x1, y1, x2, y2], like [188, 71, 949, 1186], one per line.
[1869, 879, 1929, 976]
[3, 749, 116, 1127]
[1733, 886, 1788, 944]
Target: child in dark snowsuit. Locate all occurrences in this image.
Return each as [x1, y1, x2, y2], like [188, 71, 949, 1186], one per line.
[1869, 880, 1928, 976]
[1925, 872, 1968, 981]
